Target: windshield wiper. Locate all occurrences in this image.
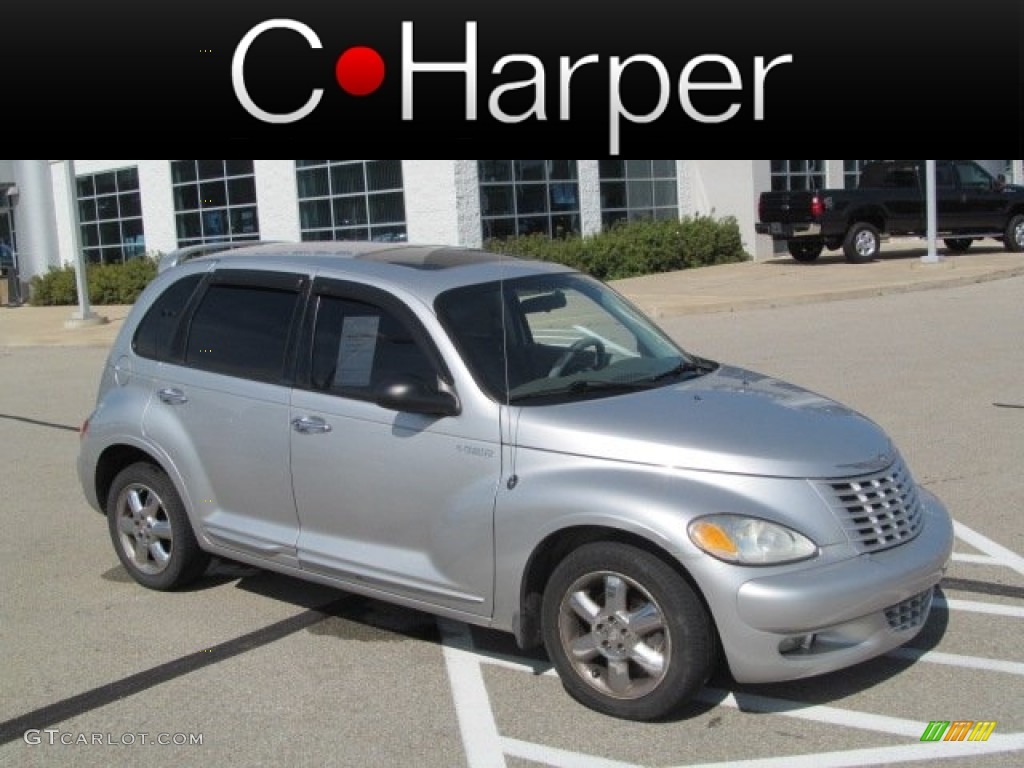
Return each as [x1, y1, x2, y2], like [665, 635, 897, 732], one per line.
[647, 357, 717, 383]
[508, 379, 649, 403]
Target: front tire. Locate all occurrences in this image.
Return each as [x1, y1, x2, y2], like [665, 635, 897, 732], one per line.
[1004, 214, 1024, 252]
[843, 222, 881, 263]
[541, 541, 716, 721]
[106, 462, 210, 590]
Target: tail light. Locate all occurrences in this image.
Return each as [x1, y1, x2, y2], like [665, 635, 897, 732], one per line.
[810, 195, 825, 219]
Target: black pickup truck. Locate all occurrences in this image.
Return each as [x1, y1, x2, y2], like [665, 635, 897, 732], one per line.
[756, 160, 1024, 263]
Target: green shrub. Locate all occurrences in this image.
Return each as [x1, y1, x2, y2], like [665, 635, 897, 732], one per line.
[484, 214, 749, 280]
[30, 255, 159, 306]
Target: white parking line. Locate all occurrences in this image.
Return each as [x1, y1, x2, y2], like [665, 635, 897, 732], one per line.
[954, 520, 1024, 576]
[887, 647, 1024, 676]
[937, 596, 1024, 618]
[438, 618, 508, 768]
[951, 553, 1000, 565]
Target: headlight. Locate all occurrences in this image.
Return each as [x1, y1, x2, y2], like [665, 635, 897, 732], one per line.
[688, 514, 817, 565]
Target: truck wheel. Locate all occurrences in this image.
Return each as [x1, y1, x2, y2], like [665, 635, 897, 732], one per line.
[787, 239, 823, 262]
[541, 541, 716, 721]
[943, 238, 974, 253]
[843, 223, 880, 263]
[1004, 214, 1024, 252]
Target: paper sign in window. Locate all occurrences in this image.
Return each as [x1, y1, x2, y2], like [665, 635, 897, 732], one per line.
[335, 315, 380, 387]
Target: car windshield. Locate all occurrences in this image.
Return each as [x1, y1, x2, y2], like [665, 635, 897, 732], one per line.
[436, 272, 712, 404]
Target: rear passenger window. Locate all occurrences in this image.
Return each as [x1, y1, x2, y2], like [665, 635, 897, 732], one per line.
[133, 273, 203, 361]
[310, 295, 438, 398]
[185, 283, 300, 383]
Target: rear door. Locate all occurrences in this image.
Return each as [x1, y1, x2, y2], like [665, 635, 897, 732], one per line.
[141, 268, 307, 567]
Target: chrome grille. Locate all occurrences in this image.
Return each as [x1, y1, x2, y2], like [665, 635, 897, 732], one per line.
[885, 588, 934, 632]
[817, 459, 924, 553]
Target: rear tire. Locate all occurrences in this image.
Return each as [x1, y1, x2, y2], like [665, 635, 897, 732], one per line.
[843, 222, 881, 263]
[787, 239, 824, 262]
[541, 541, 716, 721]
[943, 238, 973, 253]
[106, 462, 210, 591]
[1004, 214, 1024, 252]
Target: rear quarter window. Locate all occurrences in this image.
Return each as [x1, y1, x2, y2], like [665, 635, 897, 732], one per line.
[132, 273, 203, 361]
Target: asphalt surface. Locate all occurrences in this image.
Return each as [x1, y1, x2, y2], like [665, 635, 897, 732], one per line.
[1, 240, 1022, 767]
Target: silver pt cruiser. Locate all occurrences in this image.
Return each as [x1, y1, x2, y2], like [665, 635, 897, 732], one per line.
[77, 241, 954, 721]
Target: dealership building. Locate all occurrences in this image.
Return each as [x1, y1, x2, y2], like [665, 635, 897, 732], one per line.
[0, 159, 1020, 295]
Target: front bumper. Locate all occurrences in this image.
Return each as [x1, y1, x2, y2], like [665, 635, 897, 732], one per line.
[713, 487, 953, 684]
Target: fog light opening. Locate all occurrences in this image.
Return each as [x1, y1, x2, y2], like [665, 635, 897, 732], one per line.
[779, 633, 816, 654]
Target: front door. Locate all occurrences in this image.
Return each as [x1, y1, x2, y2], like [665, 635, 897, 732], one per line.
[289, 282, 501, 617]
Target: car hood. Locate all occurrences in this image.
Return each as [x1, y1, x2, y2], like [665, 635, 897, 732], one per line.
[512, 364, 894, 478]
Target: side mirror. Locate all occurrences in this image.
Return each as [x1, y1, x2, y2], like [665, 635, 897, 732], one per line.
[374, 375, 460, 417]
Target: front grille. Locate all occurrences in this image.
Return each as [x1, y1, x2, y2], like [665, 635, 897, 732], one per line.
[817, 459, 924, 554]
[885, 588, 934, 632]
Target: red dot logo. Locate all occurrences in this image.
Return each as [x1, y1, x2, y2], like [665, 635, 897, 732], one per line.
[335, 46, 385, 96]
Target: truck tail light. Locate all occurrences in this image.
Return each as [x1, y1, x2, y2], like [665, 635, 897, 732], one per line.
[811, 195, 824, 219]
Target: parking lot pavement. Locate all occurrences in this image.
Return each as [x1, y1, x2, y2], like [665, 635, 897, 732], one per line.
[0, 261, 1022, 767]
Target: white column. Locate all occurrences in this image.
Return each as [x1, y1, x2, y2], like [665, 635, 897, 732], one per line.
[12, 160, 61, 281]
[576, 160, 602, 237]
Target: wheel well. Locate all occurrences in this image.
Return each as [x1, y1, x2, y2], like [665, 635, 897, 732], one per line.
[94, 445, 161, 512]
[846, 210, 885, 233]
[514, 525, 712, 651]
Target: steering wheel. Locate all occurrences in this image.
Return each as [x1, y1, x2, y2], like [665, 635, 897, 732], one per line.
[548, 336, 607, 378]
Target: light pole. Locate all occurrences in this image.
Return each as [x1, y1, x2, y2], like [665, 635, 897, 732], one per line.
[63, 159, 107, 328]
[920, 160, 941, 264]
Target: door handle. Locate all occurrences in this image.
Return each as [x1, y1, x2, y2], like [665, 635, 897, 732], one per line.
[157, 387, 188, 405]
[291, 416, 332, 434]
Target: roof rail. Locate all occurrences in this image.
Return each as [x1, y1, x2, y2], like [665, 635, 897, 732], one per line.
[157, 240, 283, 273]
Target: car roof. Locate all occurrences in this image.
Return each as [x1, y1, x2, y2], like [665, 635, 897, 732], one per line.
[169, 241, 576, 302]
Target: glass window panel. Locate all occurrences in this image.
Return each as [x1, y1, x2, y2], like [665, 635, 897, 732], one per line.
[227, 176, 256, 205]
[84, 248, 103, 265]
[788, 160, 806, 173]
[96, 195, 119, 220]
[547, 160, 577, 180]
[333, 197, 368, 226]
[366, 160, 402, 191]
[174, 184, 199, 211]
[116, 167, 139, 191]
[119, 192, 141, 218]
[654, 207, 676, 221]
[171, 160, 197, 184]
[99, 221, 121, 245]
[600, 181, 627, 209]
[296, 168, 330, 198]
[550, 214, 579, 237]
[302, 229, 333, 242]
[80, 223, 100, 247]
[176, 213, 201, 241]
[480, 185, 514, 216]
[478, 160, 512, 182]
[627, 180, 653, 209]
[335, 227, 369, 241]
[369, 225, 407, 243]
[602, 210, 627, 229]
[516, 160, 546, 182]
[625, 160, 652, 179]
[770, 160, 786, 174]
[200, 180, 227, 207]
[225, 159, 254, 176]
[331, 164, 365, 195]
[482, 218, 515, 240]
[202, 209, 229, 239]
[101, 246, 122, 264]
[77, 177, 95, 197]
[368, 191, 404, 224]
[653, 180, 677, 207]
[652, 160, 676, 177]
[296, 159, 327, 168]
[549, 182, 578, 211]
[517, 216, 549, 235]
[197, 159, 225, 180]
[516, 184, 547, 214]
[299, 199, 332, 230]
[95, 174, 117, 195]
[78, 198, 97, 223]
[599, 159, 625, 178]
[230, 206, 259, 235]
